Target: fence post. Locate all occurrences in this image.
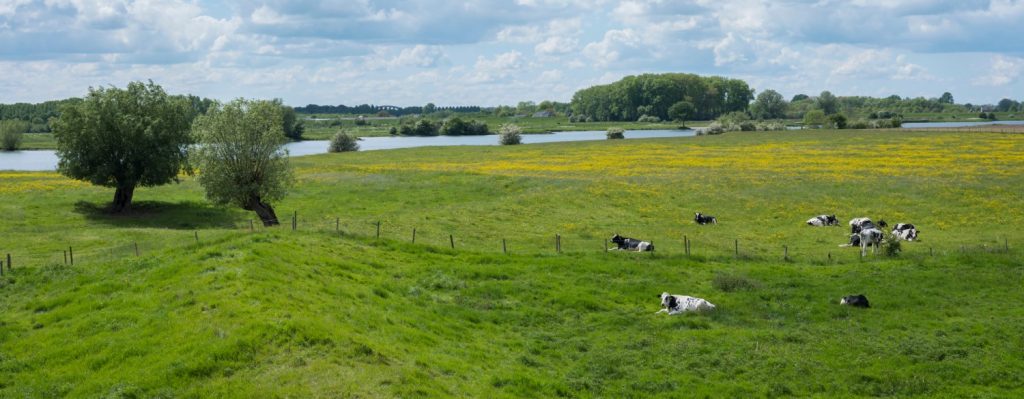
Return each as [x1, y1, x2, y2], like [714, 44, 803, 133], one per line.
[135, 242, 140, 257]
[827, 252, 831, 262]
[194, 231, 199, 243]
[292, 211, 297, 231]
[0, 260, 3, 276]
[684, 235, 689, 256]
[69, 246, 74, 266]
[250, 219, 254, 232]
[335, 217, 340, 232]
[1006, 238, 1009, 252]
[450, 234, 455, 249]
[412, 228, 417, 243]
[503, 239, 507, 254]
[64, 250, 68, 265]
[5, 253, 9, 271]
[555, 234, 561, 253]
[734, 239, 739, 258]
[784, 245, 788, 261]
[376, 221, 381, 239]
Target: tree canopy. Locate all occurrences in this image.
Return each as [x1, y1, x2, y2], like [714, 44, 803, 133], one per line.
[750, 89, 788, 119]
[192, 99, 294, 226]
[53, 81, 194, 212]
[570, 73, 753, 121]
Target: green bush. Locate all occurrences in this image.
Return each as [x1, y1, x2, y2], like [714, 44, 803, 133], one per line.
[636, 114, 661, 123]
[606, 127, 625, 139]
[1, 120, 28, 151]
[328, 131, 359, 152]
[702, 122, 726, 135]
[498, 123, 522, 145]
[883, 234, 902, 257]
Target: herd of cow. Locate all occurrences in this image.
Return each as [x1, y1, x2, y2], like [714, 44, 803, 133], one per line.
[612, 212, 918, 315]
[611, 212, 920, 258]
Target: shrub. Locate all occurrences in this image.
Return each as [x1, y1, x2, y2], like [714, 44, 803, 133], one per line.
[354, 117, 368, 126]
[1, 120, 28, 151]
[606, 127, 625, 139]
[498, 123, 522, 145]
[637, 114, 661, 123]
[328, 131, 359, 152]
[398, 119, 439, 136]
[828, 113, 848, 129]
[738, 121, 756, 131]
[388, 126, 398, 135]
[847, 120, 870, 129]
[702, 122, 727, 135]
[756, 120, 788, 131]
[883, 234, 902, 257]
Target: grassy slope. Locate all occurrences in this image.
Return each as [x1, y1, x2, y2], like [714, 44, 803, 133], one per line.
[2, 130, 1023, 397]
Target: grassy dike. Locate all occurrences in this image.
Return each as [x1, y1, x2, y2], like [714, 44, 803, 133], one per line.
[1, 130, 1022, 397]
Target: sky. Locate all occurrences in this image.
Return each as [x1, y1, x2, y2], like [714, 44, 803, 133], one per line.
[1, 0, 1023, 107]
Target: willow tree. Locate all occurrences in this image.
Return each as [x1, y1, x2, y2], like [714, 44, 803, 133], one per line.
[53, 81, 193, 212]
[192, 99, 293, 226]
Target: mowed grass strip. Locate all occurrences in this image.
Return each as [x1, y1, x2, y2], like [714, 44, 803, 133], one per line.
[1, 129, 1023, 397]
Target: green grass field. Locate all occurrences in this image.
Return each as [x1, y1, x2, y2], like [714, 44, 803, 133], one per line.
[1, 130, 1022, 397]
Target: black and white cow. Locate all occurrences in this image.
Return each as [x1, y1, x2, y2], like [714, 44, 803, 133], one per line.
[891, 223, 919, 241]
[656, 292, 716, 314]
[849, 217, 877, 234]
[807, 214, 839, 227]
[840, 294, 870, 308]
[610, 234, 654, 251]
[694, 212, 718, 225]
[855, 228, 884, 256]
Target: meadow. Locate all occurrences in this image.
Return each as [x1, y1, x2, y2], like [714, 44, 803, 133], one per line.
[1, 130, 1022, 397]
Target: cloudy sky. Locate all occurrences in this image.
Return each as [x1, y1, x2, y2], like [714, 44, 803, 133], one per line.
[1, 0, 1023, 106]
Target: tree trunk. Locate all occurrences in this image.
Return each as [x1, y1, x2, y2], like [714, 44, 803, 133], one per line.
[246, 197, 279, 226]
[112, 185, 135, 213]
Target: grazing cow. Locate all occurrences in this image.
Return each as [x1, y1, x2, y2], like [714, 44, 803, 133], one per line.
[849, 217, 877, 234]
[656, 292, 716, 314]
[694, 212, 718, 225]
[807, 214, 839, 227]
[891, 223, 919, 241]
[840, 294, 870, 308]
[855, 228, 884, 256]
[610, 234, 654, 252]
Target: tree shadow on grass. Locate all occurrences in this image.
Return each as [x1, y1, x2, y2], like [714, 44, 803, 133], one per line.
[74, 200, 243, 230]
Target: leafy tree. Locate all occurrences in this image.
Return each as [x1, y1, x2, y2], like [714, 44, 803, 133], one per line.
[828, 113, 848, 129]
[802, 110, 826, 128]
[53, 81, 193, 212]
[791, 94, 810, 102]
[817, 91, 838, 115]
[328, 131, 359, 152]
[606, 127, 625, 139]
[938, 92, 954, 104]
[192, 99, 293, 226]
[423, 103, 436, 114]
[1, 120, 28, 151]
[667, 101, 694, 123]
[750, 89, 788, 119]
[996, 98, 1019, 112]
[279, 102, 304, 140]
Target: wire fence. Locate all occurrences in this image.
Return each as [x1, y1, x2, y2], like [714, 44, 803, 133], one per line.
[0, 210, 1016, 278]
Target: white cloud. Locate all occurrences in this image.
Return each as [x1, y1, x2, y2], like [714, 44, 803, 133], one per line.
[973, 55, 1024, 86]
[467, 51, 524, 83]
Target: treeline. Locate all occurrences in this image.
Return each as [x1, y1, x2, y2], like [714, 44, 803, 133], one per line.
[295, 103, 481, 116]
[0, 95, 218, 133]
[569, 73, 754, 122]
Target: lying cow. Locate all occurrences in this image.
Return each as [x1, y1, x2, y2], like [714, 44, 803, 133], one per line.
[694, 212, 718, 225]
[656, 292, 716, 314]
[849, 217, 877, 234]
[610, 234, 653, 251]
[891, 223, 919, 241]
[807, 214, 839, 226]
[840, 294, 870, 308]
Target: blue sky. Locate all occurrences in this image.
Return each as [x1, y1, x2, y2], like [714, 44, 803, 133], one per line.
[1, 0, 1022, 106]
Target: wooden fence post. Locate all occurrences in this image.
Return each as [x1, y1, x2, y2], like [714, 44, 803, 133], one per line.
[335, 217, 339, 232]
[555, 234, 561, 253]
[412, 228, 417, 243]
[827, 252, 831, 262]
[69, 246, 74, 266]
[376, 221, 381, 239]
[250, 219, 254, 232]
[292, 211, 297, 231]
[734, 239, 739, 258]
[684, 235, 689, 256]
[64, 250, 68, 265]
[194, 231, 199, 243]
[0, 260, 3, 276]
[784, 245, 788, 261]
[450, 234, 455, 249]
[5, 253, 9, 271]
[135, 242, 140, 257]
[503, 239, 507, 254]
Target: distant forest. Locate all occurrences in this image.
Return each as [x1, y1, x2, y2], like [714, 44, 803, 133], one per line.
[295, 104, 481, 116]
